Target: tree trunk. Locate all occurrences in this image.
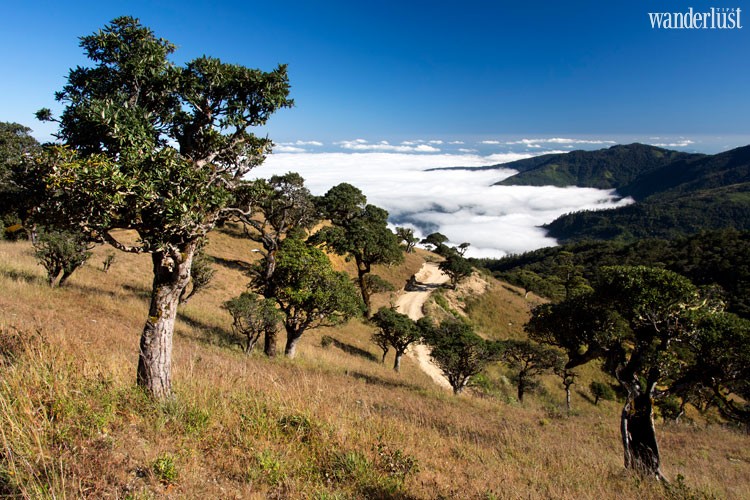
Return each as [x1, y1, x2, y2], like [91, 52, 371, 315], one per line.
[393, 351, 403, 372]
[565, 385, 572, 414]
[381, 348, 388, 364]
[357, 266, 372, 317]
[264, 329, 278, 357]
[621, 390, 664, 478]
[517, 374, 526, 402]
[137, 245, 195, 399]
[284, 327, 302, 358]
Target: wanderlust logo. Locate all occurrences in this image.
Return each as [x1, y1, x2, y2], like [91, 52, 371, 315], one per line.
[649, 7, 743, 29]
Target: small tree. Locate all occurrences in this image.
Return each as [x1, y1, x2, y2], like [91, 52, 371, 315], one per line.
[420, 318, 502, 394]
[312, 183, 403, 317]
[395, 227, 419, 253]
[33, 227, 93, 287]
[223, 292, 282, 353]
[438, 252, 474, 289]
[229, 172, 319, 290]
[371, 307, 421, 372]
[502, 339, 562, 403]
[590, 381, 616, 405]
[261, 237, 363, 358]
[420, 232, 449, 255]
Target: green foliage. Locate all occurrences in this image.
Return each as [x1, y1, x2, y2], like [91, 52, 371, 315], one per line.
[371, 307, 420, 371]
[261, 238, 363, 356]
[438, 252, 474, 288]
[101, 251, 116, 272]
[223, 292, 282, 353]
[590, 381, 616, 405]
[480, 229, 750, 318]
[37, 15, 292, 253]
[420, 318, 503, 394]
[312, 183, 403, 315]
[501, 339, 563, 402]
[395, 226, 419, 253]
[0, 121, 41, 224]
[33, 226, 93, 287]
[152, 454, 178, 485]
[420, 232, 449, 254]
[229, 172, 319, 289]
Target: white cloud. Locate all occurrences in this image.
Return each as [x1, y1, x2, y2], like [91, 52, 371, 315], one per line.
[458, 148, 478, 153]
[480, 140, 502, 145]
[428, 140, 444, 145]
[258, 151, 632, 258]
[449, 140, 465, 145]
[335, 139, 441, 153]
[274, 145, 307, 153]
[506, 137, 616, 147]
[648, 139, 695, 148]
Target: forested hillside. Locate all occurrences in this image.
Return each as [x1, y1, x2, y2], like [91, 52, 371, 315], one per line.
[494, 143, 701, 190]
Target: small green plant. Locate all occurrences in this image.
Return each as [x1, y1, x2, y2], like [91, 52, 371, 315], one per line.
[251, 449, 286, 486]
[590, 381, 616, 405]
[101, 252, 116, 272]
[152, 454, 178, 485]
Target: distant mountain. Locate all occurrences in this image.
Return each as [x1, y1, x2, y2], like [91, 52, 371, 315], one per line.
[494, 144, 703, 191]
[619, 144, 750, 199]
[544, 145, 750, 242]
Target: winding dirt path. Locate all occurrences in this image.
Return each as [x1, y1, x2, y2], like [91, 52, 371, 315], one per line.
[396, 262, 451, 389]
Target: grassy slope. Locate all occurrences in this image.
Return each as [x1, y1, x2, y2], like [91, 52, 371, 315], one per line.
[1, 232, 749, 499]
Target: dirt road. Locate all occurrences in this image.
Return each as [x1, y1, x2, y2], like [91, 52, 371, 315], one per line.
[395, 262, 452, 390]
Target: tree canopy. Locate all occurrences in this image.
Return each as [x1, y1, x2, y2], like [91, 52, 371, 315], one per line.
[261, 237, 364, 358]
[312, 183, 403, 316]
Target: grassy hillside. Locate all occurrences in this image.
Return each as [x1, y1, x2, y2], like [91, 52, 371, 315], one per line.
[1, 231, 749, 498]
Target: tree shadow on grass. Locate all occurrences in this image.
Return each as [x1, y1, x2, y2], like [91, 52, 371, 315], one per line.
[347, 371, 423, 392]
[177, 311, 239, 349]
[211, 255, 255, 274]
[322, 335, 379, 362]
[0, 268, 44, 285]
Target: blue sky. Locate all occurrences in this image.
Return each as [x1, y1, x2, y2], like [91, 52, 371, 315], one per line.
[1, 0, 749, 152]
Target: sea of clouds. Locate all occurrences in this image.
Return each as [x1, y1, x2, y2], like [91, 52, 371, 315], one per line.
[257, 138, 635, 259]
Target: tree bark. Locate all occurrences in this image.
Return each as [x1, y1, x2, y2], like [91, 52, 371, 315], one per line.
[137, 245, 195, 399]
[621, 390, 664, 479]
[284, 328, 302, 358]
[264, 329, 278, 357]
[357, 266, 372, 317]
[393, 351, 403, 372]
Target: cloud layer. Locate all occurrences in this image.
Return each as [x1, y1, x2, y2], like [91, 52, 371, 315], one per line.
[258, 152, 632, 258]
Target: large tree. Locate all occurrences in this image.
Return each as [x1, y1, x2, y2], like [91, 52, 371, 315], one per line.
[0, 122, 41, 232]
[525, 266, 742, 479]
[312, 183, 403, 316]
[260, 237, 363, 358]
[37, 17, 292, 399]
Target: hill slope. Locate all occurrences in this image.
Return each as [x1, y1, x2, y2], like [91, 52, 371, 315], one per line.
[1, 232, 749, 498]
[536, 144, 750, 242]
[494, 143, 702, 191]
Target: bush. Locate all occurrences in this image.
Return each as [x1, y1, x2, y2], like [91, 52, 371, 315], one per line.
[33, 227, 92, 287]
[590, 381, 616, 405]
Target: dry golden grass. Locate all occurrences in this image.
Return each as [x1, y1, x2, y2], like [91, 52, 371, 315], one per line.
[1, 233, 749, 499]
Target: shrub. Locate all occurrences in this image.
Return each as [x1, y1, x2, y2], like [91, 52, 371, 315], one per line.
[590, 381, 616, 405]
